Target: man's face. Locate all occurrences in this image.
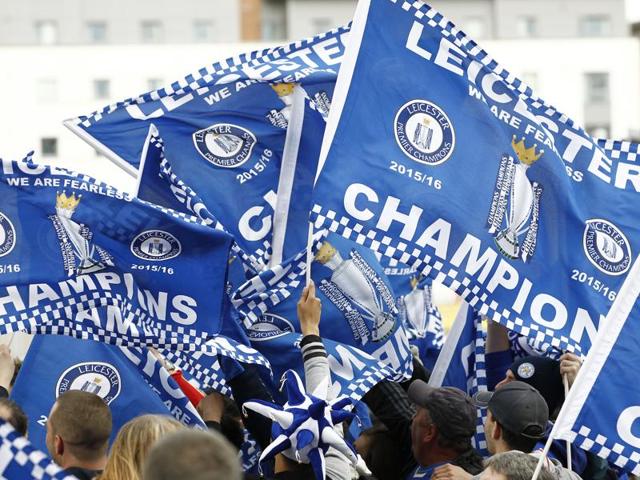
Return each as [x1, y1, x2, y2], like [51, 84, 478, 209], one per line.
[410, 407, 433, 461]
[479, 467, 507, 480]
[495, 369, 516, 390]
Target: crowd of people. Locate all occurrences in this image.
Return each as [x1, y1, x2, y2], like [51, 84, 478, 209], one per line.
[0, 283, 625, 480]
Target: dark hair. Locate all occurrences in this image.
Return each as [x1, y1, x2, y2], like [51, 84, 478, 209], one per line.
[0, 398, 27, 436]
[50, 391, 112, 461]
[142, 429, 242, 480]
[499, 422, 539, 453]
[451, 447, 485, 475]
[484, 451, 555, 480]
[361, 424, 403, 480]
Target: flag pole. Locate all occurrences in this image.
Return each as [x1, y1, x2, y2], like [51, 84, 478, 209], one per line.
[563, 373, 572, 472]
[306, 221, 313, 286]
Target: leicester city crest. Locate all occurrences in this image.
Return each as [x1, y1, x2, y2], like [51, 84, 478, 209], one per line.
[394, 100, 455, 165]
[131, 230, 181, 261]
[247, 313, 294, 342]
[0, 212, 16, 257]
[56, 362, 121, 405]
[583, 219, 631, 276]
[193, 123, 256, 168]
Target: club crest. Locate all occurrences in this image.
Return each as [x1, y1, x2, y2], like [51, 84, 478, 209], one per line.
[0, 212, 16, 258]
[583, 219, 631, 276]
[131, 230, 181, 261]
[56, 362, 121, 405]
[193, 123, 256, 168]
[394, 100, 455, 165]
[247, 313, 294, 342]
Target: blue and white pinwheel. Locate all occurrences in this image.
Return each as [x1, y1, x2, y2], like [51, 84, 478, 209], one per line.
[243, 370, 358, 479]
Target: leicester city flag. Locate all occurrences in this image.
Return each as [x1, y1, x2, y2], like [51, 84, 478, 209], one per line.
[552, 258, 640, 476]
[312, 0, 640, 356]
[0, 159, 244, 356]
[65, 27, 349, 266]
[11, 335, 205, 453]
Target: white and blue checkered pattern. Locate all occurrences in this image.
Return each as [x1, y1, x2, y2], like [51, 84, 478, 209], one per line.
[598, 138, 640, 164]
[310, 205, 583, 358]
[0, 421, 77, 480]
[163, 350, 232, 397]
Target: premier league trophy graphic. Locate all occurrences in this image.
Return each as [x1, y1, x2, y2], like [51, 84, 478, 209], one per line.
[50, 191, 114, 276]
[487, 136, 543, 261]
[315, 241, 396, 346]
[413, 118, 434, 151]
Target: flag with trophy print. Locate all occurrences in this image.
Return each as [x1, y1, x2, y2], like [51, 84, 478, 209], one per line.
[0, 158, 268, 373]
[310, 0, 640, 356]
[232, 229, 413, 400]
[10, 335, 207, 454]
[65, 27, 349, 267]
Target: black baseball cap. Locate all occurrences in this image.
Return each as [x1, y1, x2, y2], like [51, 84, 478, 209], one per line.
[408, 380, 476, 441]
[474, 381, 548, 439]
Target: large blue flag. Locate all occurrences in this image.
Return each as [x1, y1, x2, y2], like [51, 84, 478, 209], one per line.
[552, 258, 640, 476]
[11, 335, 205, 453]
[232, 230, 413, 400]
[0, 419, 77, 480]
[66, 27, 349, 265]
[0, 159, 264, 366]
[311, 0, 640, 356]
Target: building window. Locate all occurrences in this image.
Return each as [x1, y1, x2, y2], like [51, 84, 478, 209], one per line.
[464, 17, 486, 39]
[516, 16, 537, 38]
[41, 138, 58, 157]
[87, 21, 107, 43]
[35, 21, 58, 45]
[36, 78, 58, 103]
[193, 20, 214, 42]
[93, 79, 110, 100]
[147, 78, 164, 91]
[579, 16, 611, 37]
[585, 73, 609, 104]
[141, 21, 163, 43]
[311, 17, 332, 35]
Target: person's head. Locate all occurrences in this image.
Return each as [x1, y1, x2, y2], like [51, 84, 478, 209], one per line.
[479, 451, 555, 480]
[0, 398, 27, 437]
[355, 424, 403, 480]
[46, 391, 112, 470]
[142, 429, 242, 480]
[475, 381, 548, 455]
[99, 415, 184, 480]
[497, 356, 563, 417]
[408, 381, 477, 466]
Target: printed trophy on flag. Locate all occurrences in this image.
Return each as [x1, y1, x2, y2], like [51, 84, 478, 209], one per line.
[80, 376, 103, 395]
[400, 281, 431, 338]
[487, 136, 543, 261]
[413, 118, 434, 151]
[51, 191, 114, 276]
[315, 241, 396, 345]
[267, 83, 296, 129]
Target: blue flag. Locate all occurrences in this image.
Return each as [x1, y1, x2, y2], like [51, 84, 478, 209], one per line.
[553, 258, 640, 475]
[429, 301, 488, 454]
[66, 27, 349, 265]
[11, 335, 205, 454]
[0, 159, 265, 365]
[0, 419, 77, 480]
[232, 230, 413, 400]
[311, 0, 640, 356]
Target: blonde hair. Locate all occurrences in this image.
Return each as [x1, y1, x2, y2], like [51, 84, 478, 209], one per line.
[99, 415, 185, 480]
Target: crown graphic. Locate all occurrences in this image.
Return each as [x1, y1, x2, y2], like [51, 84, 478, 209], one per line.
[271, 82, 295, 97]
[511, 135, 543, 166]
[56, 191, 82, 213]
[314, 241, 337, 265]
